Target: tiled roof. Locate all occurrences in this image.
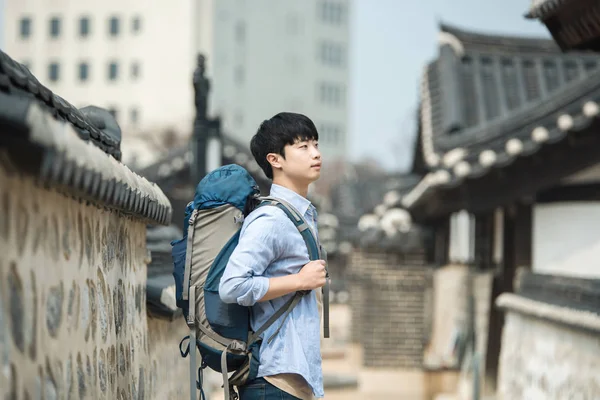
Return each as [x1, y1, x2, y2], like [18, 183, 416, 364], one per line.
[138, 135, 267, 185]
[420, 23, 600, 167]
[525, 0, 568, 19]
[404, 70, 600, 209]
[403, 24, 600, 210]
[0, 50, 121, 159]
[0, 50, 172, 225]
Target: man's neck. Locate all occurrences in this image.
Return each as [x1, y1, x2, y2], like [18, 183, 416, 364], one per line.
[272, 177, 309, 198]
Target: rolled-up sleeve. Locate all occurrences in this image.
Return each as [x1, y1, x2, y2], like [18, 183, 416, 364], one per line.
[219, 211, 283, 306]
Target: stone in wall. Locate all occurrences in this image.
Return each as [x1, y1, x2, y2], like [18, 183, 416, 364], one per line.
[0, 166, 187, 399]
[497, 296, 600, 400]
[348, 250, 433, 368]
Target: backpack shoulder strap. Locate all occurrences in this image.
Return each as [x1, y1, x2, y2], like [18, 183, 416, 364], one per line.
[258, 197, 320, 261]
[254, 196, 330, 340]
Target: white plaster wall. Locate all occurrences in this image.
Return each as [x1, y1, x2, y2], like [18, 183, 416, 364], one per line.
[533, 202, 600, 278]
[498, 309, 600, 400]
[449, 211, 474, 264]
[424, 264, 468, 368]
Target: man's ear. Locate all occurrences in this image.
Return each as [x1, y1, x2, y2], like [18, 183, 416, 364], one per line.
[266, 153, 282, 171]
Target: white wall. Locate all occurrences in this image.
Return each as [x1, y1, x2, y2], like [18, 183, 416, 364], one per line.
[533, 202, 600, 278]
[449, 210, 475, 264]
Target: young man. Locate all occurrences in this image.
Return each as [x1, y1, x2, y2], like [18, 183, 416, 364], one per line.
[219, 112, 326, 400]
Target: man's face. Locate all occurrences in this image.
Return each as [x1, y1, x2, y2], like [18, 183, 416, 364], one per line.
[277, 139, 322, 184]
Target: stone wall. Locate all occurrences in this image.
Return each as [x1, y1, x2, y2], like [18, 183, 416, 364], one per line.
[348, 250, 433, 368]
[496, 293, 600, 400]
[0, 167, 187, 399]
[347, 251, 378, 343]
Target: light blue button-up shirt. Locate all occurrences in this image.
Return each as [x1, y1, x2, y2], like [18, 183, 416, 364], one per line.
[219, 184, 324, 398]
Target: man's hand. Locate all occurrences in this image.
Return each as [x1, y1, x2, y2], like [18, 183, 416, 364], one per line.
[297, 260, 327, 290]
[258, 260, 327, 302]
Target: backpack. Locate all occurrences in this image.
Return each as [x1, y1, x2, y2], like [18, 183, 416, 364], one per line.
[171, 164, 330, 400]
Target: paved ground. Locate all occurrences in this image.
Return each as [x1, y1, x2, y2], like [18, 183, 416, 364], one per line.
[206, 304, 459, 399]
[320, 305, 432, 399]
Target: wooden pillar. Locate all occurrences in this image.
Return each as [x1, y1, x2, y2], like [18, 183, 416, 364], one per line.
[483, 202, 533, 393]
[474, 212, 494, 269]
[514, 202, 533, 270]
[434, 217, 450, 266]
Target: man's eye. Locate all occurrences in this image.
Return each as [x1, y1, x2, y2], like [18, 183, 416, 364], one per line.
[300, 145, 308, 149]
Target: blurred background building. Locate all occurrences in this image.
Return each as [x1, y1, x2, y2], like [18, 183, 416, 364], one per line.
[3, 0, 350, 167]
[2, 0, 600, 399]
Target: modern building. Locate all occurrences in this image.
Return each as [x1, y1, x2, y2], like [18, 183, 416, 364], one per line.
[3, 0, 350, 166]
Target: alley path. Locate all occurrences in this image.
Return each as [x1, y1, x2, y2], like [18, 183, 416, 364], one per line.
[207, 304, 437, 399]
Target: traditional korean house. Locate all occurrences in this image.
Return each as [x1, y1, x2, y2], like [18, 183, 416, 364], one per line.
[526, 0, 600, 52]
[402, 22, 600, 399]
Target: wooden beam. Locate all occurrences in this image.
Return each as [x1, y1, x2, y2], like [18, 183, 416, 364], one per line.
[536, 183, 600, 203]
[483, 202, 532, 392]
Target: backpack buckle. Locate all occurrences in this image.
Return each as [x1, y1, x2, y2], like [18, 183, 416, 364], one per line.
[234, 214, 244, 225]
[229, 340, 247, 353]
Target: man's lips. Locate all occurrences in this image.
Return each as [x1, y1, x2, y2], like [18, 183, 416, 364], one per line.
[311, 164, 321, 169]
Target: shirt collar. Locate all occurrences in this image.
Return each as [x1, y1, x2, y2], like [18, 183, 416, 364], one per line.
[269, 183, 313, 217]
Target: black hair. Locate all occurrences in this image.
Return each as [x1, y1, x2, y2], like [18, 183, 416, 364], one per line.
[250, 112, 319, 179]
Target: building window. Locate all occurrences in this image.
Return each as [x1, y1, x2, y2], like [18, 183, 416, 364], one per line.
[109, 16, 120, 36]
[319, 41, 345, 67]
[132, 16, 141, 33]
[501, 58, 520, 111]
[234, 112, 244, 127]
[108, 62, 119, 80]
[522, 60, 540, 101]
[319, 123, 342, 144]
[318, 83, 344, 106]
[584, 60, 597, 72]
[563, 61, 579, 82]
[319, 1, 346, 24]
[286, 14, 301, 35]
[543, 60, 560, 92]
[234, 65, 244, 85]
[80, 17, 90, 37]
[131, 62, 140, 79]
[48, 63, 60, 82]
[480, 57, 500, 119]
[235, 21, 246, 43]
[130, 108, 139, 124]
[461, 57, 478, 127]
[78, 63, 90, 81]
[49, 17, 61, 38]
[20, 17, 32, 38]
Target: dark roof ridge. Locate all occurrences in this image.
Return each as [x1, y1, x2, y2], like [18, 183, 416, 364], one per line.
[439, 21, 560, 54]
[0, 50, 122, 159]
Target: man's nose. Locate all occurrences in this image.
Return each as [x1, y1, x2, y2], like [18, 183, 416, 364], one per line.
[312, 146, 321, 159]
